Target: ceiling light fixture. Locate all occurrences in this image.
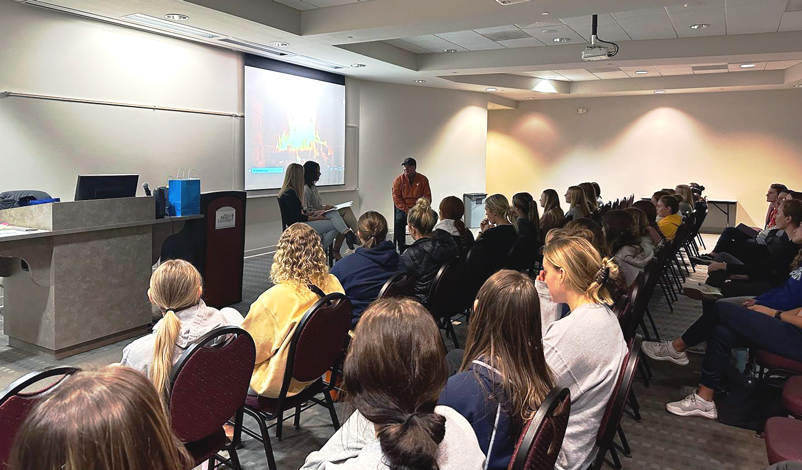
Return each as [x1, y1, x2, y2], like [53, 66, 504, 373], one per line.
[443, 48, 458, 53]
[683, 2, 706, 6]
[486, 88, 498, 91]
[541, 12, 550, 15]
[553, 37, 571, 43]
[689, 23, 710, 29]
[740, 63, 756, 68]
[654, 90, 666, 94]
[164, 14, 189, 21]
[270, 41, 290, 47]
[345, 35, 354, 39]
[795, 84, 802, 88]
[122, 14, 220, 38]
[542, 29, 558, 33]
[525, 97, 535, 100]
[351, 63, 365, 68]
[635, 70, 648, 74]
[414, 80, 426, 83]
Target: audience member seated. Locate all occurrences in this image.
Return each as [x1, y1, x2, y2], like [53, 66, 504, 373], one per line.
[625, 207, 657, 248]
[564, 218, 607, 257]
[766, 183, 788, 229]
[121, 259, 243, 397]
[402, 198, 459, 304]
[8, 366, 191, 470]
[651, 190, 669, 208]
[477, 194, 518, 268]
[656, 195, 682, 240]
[439, 270, 554, 470]
[603, 210, 655, 287]
[278, 163, 339, 249]
[301, 298, 485, 470]
[540, 189, 566, 237]
[241, 223, 345, 398]
[788, 191, 802, 201]
[579, 182, 599, 214]
[303, 160, 359, 258]
[687, 200, 802, 299]
[564, 186, 591, 221]
[330, 211, 404, 327]
[592, 182, 603, 206]
[675, 184, 694, 216]
[540, 237, 628, 470]
[512, 192, 542, 246]
[434, 195, 475, 258]
[633, 200, 665, 243]
[642, 222, 802, 419]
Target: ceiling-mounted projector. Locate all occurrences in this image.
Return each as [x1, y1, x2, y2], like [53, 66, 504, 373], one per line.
[582, 14, 618, 61]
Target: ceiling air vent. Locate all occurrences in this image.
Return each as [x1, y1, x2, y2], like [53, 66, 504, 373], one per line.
[481, 30, 532, 41]
[691, 64, 728, 73]
[496, 0, 532, 5]
[515, 19, 565, 29]
[219, 38, 295, 57]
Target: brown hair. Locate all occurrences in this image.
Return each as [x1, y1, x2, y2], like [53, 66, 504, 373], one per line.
[357, 211, 389, 249]
[542, 189, 562, 214]
[148, 259, 203, 398]
[461, 270, 554, 434]
[345, 298, 447, 470]
[632, 200, 658, 226]
[271, 223, 329, 288]
[543, 236, 623, 305]
[651, 191, 668, 204]
[485, 194, 516, 225]
[659, 195, 679, 215]
[439, 196, 471, 240]
[408, 198, 438, 236]
[602, 210, 643, 257]
[9, 366, 190, 470]
[578, 182, 598, 211]
[512, 192, 541, 239]
[564, 218, 606, 257]
[624, 207, 650, 238]
[567, 186, 591, 219]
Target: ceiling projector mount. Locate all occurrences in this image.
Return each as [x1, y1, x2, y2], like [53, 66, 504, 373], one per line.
[582, 14, 619, 61]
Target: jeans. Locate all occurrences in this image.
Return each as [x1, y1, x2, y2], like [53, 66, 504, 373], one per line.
[306, 219, 339, 249]
[712, 226, 752, 254]
[323, 210, 350, 234]
[705, 253, 771, 296]
[394, 206, 408, 253]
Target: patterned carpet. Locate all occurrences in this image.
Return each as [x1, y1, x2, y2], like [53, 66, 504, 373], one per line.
[0, 235, 773, 469]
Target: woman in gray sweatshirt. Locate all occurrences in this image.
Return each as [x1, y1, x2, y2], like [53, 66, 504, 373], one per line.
[301, 298, 485, 470]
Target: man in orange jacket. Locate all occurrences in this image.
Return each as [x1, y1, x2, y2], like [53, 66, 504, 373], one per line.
[392, 157, 432, 253]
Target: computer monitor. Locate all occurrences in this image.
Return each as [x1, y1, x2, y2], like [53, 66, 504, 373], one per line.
[74, 175, 139, 201]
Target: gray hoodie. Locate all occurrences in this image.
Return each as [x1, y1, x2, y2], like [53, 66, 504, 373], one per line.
[613, 237, 655, 287]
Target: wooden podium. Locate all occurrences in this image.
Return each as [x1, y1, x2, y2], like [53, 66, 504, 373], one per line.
[0, 198, 202, 358]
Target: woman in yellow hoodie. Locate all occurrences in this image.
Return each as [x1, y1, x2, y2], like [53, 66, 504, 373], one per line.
[241, 222, 345, 397]
[656, 195, 683, 240]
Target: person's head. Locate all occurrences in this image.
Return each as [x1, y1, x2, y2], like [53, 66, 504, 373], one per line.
[794, 223, 802, 244]
[776, 191, 789, 207]
[651, 191, 669, 206]
[271, 222, 328, 288]
[592, 182, 601, 199]
[542, 237, 622, 306]
[345, 298, 447, 470]
[661, 188, 676, 195]
[776, 199, 802, 231]
[788, 191, 802, 201]
[564, 218, 606, 257]
[578, 182, 598, 210]
[485, 194, 515, 225]
[768, 183, 788, 203]
[624, 207, 650, 238]
[408, 198, 438, 239]
[672, 193, 684, 205]
[512, 192, 540, 222]
[633, 200, 658, 226]
[9, 366, 190, 470]
[357, 211, 389, 249]
[461, 270, 554, 433]
[656, 195, 679, 218]
[279, 163, 305, 201]
[602, 210, 641, 256]
[303, 161, 321, 187]
[147, 259, 203, 397]
[439, 196, 470, 238]
[566, 186, 589, 216]
[675, 184, 693, 205]
[541, 189, 560, 211]
[402, 157, 417, 178]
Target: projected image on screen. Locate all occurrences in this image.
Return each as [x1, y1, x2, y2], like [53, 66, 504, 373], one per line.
[245, 66, 346, 190]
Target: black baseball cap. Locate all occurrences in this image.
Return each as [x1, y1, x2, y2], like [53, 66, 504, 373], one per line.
[402, 157, 417, 166]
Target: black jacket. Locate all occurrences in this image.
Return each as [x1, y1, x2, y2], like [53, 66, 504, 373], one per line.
[278, 189, 308, 227]
[401, 230, 459, 304]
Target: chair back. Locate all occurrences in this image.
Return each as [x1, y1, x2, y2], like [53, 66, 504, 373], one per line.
[169, 326, 255, 443]
[505, 236, 538, 272]
[378, 271, 416, 299]
[427, 258, 465, 322]
[462, 239, 491, 311]
[618, 273, 644, 342]
[508, 387, 571, 470]
[595, 336, 643, 453]
[277, 195, 290, 230]
[0, 367, 80, 469]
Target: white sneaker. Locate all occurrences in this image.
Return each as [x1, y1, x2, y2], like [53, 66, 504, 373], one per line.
[683, 282, 722, 301]
[642, 340, 689, 365]
[666, 391, 718, 419]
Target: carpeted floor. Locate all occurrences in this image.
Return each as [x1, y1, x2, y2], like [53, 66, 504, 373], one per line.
[0, 234, 773, 470]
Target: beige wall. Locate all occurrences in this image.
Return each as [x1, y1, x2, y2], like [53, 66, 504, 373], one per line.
[487, 90, 802, 227]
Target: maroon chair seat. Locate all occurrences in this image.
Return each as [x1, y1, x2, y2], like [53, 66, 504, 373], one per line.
[184, 428, 227, 466]
[764, 417, 802, 464]
[245, 379, 325, 414]
[782, 376, 802, 417]
[755, 349, 802, 379]
[508, 387, 571, 470]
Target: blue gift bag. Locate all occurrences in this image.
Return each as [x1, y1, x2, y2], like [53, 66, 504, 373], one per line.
[168, 169, 201, 216]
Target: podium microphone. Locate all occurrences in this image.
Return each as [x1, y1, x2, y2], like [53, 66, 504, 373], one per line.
[143, 182, 152, 196]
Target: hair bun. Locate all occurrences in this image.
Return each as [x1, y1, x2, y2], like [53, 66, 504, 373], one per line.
[415, 198, 430, 211]
[596, 266, 610, 285]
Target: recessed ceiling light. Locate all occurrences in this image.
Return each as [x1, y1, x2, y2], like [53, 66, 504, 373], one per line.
[486, 88, 498, 91]
[345, 35, 354, 39]
[541, 12, 550, 15]
[351, 63, 365, 68]
[635, 70, 648, 74]
[689, 23, 710, 29]
[443, 48, 458, 53]
[740, 63, 756, 68]
[164, 13, 189, 21]
[525, 97, 535, 100]
[553, 37, 571, 43]
[414, 80, 425, 83]
[270, 41, 290, 47]
[122, 14, 220, 38]
[795, 84, 802, 88]
[542, 29, 558, 33]
[654, 90, 666, 94]
[683, 2, 706, 6]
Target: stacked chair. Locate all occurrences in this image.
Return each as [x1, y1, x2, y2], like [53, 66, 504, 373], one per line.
[764, 375, 802, 464]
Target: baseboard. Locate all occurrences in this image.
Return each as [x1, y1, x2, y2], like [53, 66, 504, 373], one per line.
[244, 245, 277, 257]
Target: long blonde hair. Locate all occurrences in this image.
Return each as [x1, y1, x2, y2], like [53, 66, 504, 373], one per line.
[148, 259, 203, 398]
[543, 236, 621, 305]
[271, 223, 328, 288]
[408, 198, 438, 235]
[675, 184, 694, 205]
[279, 163, 305, 202]
[567, 186, 591, 218]
[485, 194, 515, 225]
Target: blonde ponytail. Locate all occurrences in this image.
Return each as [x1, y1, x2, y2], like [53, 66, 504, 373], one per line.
[586, 257, 622, 305]
[408, 198, 437, 235]
[485, 194, 515, 225]
[150, 310, 182, 400]
[543, 237, 623, 305]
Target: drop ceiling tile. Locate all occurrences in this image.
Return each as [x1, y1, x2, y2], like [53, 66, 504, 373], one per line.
[619, 65, 662, 77]
[612, 7, 666, 19]
[655, 64, 694, 75]
[385, 39, 432, 54]
[497, 37, 545, 48]
[727, 15, 783, 34]
[727, 62, 767, 71]
[560, 13, 632, 42]
[474, 25, 521, 34]
[592, 71, 630, 79]
[522, 24, 587, 45]
[302, 0, 357, 7]
[766, 59, 802, 70]
[614, 10, 678, 40]
[555, 69, 600, 80]
[400, 35, 468, 53]
[725, 1, 786, 33]
[480, 29, 533, 42]
[272, 0, 319, 10]
[526, 71, 570, 80]
[668, 5, 727, 37]
[780, 11, 802, 31]
[665, 0, 724, 13]
[436, 30, 505, 50]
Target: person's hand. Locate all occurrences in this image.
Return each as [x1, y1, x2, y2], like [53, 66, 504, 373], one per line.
[312, 210, 326, 217]
[742, 299, 757, 308]
[308, 214, 326, 221]
[323, 205, 334, 211]
[748, 304, 775, 316]
[708, 261, 726, 272]
[480, 218, 490, 232]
